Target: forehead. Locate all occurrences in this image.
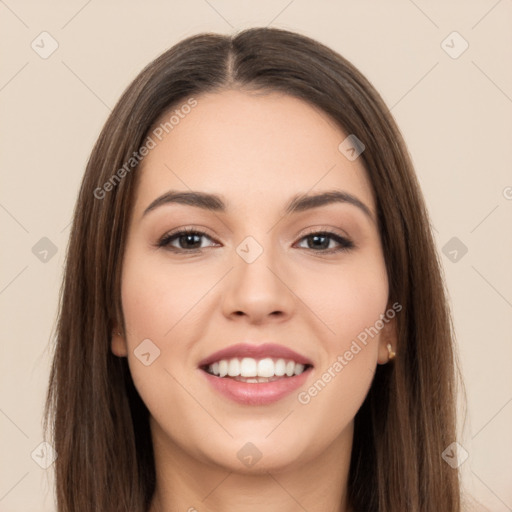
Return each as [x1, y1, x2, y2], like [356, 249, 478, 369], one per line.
[133, 89, 375, 218]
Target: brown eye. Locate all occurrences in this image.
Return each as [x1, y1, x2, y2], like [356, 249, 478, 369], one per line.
[158, 228, 217, 252]
[156, 228, 354, 254]
[296, 231, 354, 253]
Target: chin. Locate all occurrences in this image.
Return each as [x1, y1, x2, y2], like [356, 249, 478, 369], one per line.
[194, 433, 313, 475]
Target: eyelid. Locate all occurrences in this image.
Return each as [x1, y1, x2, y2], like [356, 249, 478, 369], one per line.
[159, 224, 351, 241]
[160, 225, 218, 240]
[296, 224, 351, 240]
[156, 224, 355, 254]
[293, 226, 355, 253]
[156, 225, 220, 249]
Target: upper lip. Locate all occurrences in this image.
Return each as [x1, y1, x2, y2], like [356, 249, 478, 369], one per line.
[198, 343, 314, 368]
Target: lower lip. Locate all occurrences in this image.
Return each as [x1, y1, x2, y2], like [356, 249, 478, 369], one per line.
[200, 368, 313, 405]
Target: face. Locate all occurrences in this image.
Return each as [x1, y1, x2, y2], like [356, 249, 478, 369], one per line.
[112, 89, 396, 474]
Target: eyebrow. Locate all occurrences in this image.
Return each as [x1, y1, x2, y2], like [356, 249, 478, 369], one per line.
[142, 189, 374, 222]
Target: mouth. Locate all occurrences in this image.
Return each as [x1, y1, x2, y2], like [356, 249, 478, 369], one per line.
[201, 357, 313, 383]
[198, 343, 314, 405]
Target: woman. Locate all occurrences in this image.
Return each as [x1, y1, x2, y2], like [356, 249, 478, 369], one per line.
[44, 27, 470, 511]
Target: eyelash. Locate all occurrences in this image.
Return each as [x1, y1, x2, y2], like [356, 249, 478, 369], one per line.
[156, 227, 355, 254]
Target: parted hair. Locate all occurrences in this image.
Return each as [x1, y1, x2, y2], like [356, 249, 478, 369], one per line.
[44, 27, 464, 511]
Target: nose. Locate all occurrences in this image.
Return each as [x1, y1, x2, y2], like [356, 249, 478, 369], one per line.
[221, 243, 296, 325]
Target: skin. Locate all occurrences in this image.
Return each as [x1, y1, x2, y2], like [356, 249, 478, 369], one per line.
[111, 89, 397, 512]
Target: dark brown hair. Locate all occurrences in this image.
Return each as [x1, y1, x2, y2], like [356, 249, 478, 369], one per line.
[44, 27, 464, 511]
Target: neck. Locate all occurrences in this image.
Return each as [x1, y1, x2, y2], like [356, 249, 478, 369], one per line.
[148, 420, 354, 512]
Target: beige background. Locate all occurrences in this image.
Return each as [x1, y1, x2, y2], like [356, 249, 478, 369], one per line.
[1, 1, 511, 510]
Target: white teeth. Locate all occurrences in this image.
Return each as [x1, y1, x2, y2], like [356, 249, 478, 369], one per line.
[257, 358, 275, 378]
[275, 359, 286, 376]
[240, 357, 257, 377]
[206, 357, 309, 378]
[227, 358, 240, 377]
[218, 360, 228, 377]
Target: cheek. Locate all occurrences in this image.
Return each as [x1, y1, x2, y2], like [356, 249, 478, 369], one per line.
[120, 254, 209, 448]
[302, 253, 389, 347]
[294, 274, 387, 447]
[121, 252, 211, 341]
[293, 252, 388, 433]
[119, 249, 216, 415]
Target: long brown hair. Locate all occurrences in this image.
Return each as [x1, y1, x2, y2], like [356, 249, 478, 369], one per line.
[44, 27, 464, 511]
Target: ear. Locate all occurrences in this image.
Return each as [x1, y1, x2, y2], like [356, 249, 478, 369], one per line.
[111, 323, 128, 357]
[377, 314, 397, 365]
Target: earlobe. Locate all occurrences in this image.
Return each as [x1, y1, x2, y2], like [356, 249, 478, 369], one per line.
[377, 316, 398, 365]
[111, 329, 128, 357]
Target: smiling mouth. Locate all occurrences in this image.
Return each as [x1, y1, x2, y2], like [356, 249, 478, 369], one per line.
[201, 357, 314, 383]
